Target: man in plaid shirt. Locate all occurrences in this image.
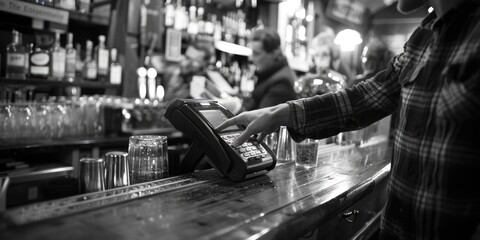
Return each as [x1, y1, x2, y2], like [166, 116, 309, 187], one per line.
[218, 0, 480, 239]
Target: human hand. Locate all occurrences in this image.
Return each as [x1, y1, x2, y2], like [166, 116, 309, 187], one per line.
[216, 103, 290, 147]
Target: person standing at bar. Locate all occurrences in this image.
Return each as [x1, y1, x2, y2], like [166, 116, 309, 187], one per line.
[348, 37, 394, 88]
[162, 39, 214, 101]
[241, 28, 297, 111]
[218, 0, 480, 239]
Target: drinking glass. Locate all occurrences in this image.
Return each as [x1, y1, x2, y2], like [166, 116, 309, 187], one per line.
[264, 131, 278, 154]
[128, 135, 169, 184]
[295, 139, 319, 169]
[79, 158, 105, 193]
[0, 104, 15, 142]
[276, 126, 296, 163]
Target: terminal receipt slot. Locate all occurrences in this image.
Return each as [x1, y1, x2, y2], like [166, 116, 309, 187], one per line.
[165, 99, 276, 181]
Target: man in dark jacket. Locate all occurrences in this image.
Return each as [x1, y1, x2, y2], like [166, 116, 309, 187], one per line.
[242, 28, 297, 111]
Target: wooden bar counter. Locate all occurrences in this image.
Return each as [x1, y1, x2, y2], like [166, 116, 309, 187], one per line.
[0, 138, 391, 240]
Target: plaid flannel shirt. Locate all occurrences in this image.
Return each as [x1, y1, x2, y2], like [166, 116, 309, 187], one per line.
[287, 1, 480, 239]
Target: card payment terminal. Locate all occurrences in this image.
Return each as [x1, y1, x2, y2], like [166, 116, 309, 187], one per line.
[165, 99, 276, 181]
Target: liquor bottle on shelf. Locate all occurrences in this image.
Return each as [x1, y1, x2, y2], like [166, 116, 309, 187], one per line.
[164, 0, 175, 28]
[83, 40, 97, 81]
[65, 32, 76, 82]
[197, 3, 205, 34]
[25, 42, 32, 78]
[174, 0, 188, 31]
[109, 48, 122, 85]
[75, 43, 84, 81]
[95, 35, 109, 82]
[51, 32, 66, 81]
[204, 14, 215, 36]
[186, 0, 198, 35]
[29, 34, 51, 79]
[6, 30, 27, 80]
[213, 16, 222, 42]
[77, 0, 91, 14]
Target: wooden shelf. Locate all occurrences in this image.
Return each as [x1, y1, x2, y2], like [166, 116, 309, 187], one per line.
[0, 78, 121, 90]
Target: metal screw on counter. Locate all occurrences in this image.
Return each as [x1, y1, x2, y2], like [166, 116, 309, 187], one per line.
[79, 158, 105, 193]
[105, 151, 130, 189]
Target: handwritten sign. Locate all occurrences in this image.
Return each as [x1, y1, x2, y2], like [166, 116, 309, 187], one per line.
[327, 0, 368, 26]
[0, 0, 68, 24]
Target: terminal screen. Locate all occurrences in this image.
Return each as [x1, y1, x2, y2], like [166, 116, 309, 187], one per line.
[199, 109, 240, 132]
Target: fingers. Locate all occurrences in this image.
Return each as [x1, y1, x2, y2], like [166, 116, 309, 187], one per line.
[231, 131, 252, 147]
[256, 132, 268, 143]
[216, 117, 238, 132]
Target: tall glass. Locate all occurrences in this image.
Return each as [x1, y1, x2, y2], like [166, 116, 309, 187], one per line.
[128, 135, 169, 184]
[276, 126, 296, 163]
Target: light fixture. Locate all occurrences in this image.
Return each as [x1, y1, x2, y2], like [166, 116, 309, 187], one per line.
[334, 29, 363, 51]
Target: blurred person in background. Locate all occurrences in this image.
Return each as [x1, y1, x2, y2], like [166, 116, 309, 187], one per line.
[348, 37, 394, 87]
[218, 0, 480, 239]
[162, 38, 214, 102]
[295, 26, 351, 98]
[241, 27, 297, 111]
[309, 25, 352, 80]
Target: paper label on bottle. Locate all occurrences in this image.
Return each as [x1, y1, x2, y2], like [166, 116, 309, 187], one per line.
[31, 53, 50, 66]
[66, 52, 76, 74]
[7, 53, 26, 67]
[98, 49, 109, 70]
[110, 65, 122, 84]
[86, 66, 97, 79]
[52, 50, 66, 76]
[30, 65, 49, 75]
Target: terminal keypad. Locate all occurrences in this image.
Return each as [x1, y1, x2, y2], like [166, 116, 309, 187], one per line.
[220, 132, 268, 162]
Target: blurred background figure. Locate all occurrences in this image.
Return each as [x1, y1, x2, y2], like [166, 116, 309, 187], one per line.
[241, 27, 297, 111]
[348, 37, 394, 87]
[162, 37, 215, 102]
[294, 25, 351, 98]
[310, 25, 352, 80]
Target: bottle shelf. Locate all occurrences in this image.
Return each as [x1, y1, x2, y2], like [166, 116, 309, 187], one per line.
[0, 0, 110, 26]
[0, 78, 121, 89]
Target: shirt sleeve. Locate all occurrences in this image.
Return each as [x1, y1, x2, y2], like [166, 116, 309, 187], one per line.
[287, 53, 405, 141]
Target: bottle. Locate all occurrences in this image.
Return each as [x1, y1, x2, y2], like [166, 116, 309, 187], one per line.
[96, 35, 109, 82]
[6, 30, 27, 79]
[75, 43, 84, 81]
[65, 32, 76, 82]
[30, 35, 51, 79]
[186, 0, 198, 35]
[25, 42, 32, 78]
[83, 40, 97, 81]
[109, 48, 122, 85]
[51, 32, 66, 81]
[77, 0, 91, 14]
[174, 0, 187, 30]
[164, 0, 175, 28]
